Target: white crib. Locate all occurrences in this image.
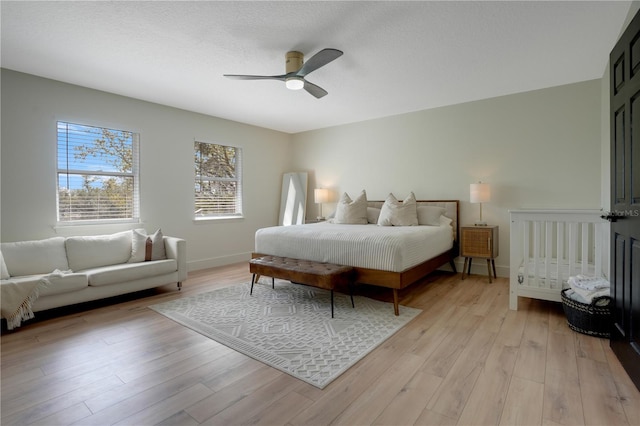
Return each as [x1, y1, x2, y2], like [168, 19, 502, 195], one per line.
[509, 209, 607, 310]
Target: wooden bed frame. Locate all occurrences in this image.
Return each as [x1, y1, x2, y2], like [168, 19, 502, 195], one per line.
[253, 199, 460, 315]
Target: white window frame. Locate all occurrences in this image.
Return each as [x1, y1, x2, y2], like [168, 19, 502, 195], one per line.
[194, 140, 243, 220]
[56, 121, 140, 225]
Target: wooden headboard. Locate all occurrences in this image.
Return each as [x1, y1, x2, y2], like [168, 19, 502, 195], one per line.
[367, 199, 460, 242]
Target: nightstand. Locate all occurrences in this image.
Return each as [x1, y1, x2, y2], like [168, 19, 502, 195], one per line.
[461, 225, 498, 283]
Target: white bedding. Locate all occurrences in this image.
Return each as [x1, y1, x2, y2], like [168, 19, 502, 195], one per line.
[255, 222, 453, 272]
[517, 258, 596, 289]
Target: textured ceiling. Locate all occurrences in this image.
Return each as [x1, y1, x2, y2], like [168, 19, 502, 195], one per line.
[0, 1, 633, 134]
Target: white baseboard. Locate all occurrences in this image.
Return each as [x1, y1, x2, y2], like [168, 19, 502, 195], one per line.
[188, 252, 251, 272]
[448, 258, 509, 278]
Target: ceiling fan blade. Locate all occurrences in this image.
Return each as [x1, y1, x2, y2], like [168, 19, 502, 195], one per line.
[224, 74, 286, 81]
[303, 80, 328, 99]
[296, 48, 343, 77]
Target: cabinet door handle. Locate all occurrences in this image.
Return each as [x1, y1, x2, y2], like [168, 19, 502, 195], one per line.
[488, 238, 491, 251]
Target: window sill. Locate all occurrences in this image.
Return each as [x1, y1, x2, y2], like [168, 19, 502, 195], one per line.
[54, 221, 142, 236]
[193, 215, 244, 223]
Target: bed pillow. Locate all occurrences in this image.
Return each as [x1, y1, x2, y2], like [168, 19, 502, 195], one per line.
[367, 207, 381, 224]
[440, 215, 455, 239]
[130, 229, 167, 262]
[417, 206, 447, 226]
[377, 192, 419, 226]
[333, 190, 368, 224]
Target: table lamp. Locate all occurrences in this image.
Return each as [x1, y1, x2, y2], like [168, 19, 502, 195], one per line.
[470, 182, 490, 226]
[314, 188, 330, 221]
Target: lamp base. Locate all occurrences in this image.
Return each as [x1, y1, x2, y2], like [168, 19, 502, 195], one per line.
[474, 221, 488, 226]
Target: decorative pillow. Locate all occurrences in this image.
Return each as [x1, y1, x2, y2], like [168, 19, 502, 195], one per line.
[1, 251, 10, 279]
[333, 190, 368, 224]
[366, 207, 381, 224]
[377, 192, 418, 226]
[66, 231, 132, 271]
[130, 229, 167, 263]
[440, 215, 455, 239]
[417, 206, 447, 226]
[1, 237, 70, 276]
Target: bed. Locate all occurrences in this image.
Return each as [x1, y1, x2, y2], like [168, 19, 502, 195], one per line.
[509, 209, 607, 310]
[253, 199, 459, 315]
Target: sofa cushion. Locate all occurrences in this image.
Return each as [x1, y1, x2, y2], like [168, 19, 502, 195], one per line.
[1, 251, 9, 279]
[2, 273, 88, 297]
[130, 229, 167, 263]
[1, 237, 69, 277]
[86, 259, 177, 287]
[66, 231, 132, 272]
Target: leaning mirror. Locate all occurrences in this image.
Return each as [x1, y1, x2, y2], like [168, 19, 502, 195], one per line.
[279, 172, 308, 225]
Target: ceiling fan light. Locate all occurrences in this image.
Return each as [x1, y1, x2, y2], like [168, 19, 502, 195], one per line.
[285, 77, 304, 90]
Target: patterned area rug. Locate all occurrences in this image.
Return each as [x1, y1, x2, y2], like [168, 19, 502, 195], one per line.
[149, 280, 421, 389]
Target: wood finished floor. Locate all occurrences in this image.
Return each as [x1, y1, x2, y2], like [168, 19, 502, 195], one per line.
[2, 262, 639, 426]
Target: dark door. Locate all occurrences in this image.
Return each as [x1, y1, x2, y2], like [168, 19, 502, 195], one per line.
[610, 8, 640, 391]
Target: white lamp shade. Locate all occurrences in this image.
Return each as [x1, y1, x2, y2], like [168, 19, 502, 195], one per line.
[314, 188, 330, 203]
[470, 183, 490, 203]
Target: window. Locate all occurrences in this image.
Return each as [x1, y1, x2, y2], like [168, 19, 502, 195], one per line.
[57, 121, 139, 223]
[194, 141, 243, 218]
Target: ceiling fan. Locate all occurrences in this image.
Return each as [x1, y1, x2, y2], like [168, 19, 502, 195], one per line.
[224, 48, 343, 99]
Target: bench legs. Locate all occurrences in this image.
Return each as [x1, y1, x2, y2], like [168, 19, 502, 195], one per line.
[250, 274, 355, 318]
[250, 274, 274, 295]
[331, 290, 334, 318]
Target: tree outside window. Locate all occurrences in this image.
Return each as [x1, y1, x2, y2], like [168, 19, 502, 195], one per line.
[194, 141, 243, 218]
[57, 121, 139, 223]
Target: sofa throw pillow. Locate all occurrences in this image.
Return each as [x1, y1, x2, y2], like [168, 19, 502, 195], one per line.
[66, 231, 132, 271]
[332, 190, 368, 224]
[1, 251, 10, 279]
[1, 237, 70, 276]
[130, 229, 167, 263]
[417, 206, 447, 226]
[377, 192, 419, 226]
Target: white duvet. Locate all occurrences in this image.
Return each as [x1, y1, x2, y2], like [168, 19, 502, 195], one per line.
[255, 222, 453, 272]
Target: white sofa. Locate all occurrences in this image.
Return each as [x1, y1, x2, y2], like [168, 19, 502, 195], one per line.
[0, 230, 187, 315]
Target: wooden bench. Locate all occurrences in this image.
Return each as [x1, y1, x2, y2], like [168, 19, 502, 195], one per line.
[249, 255, 355, 318]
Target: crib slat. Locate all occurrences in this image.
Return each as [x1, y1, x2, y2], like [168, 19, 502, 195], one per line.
[595, 223, 602, 277]
[556, 222, 564, 286]
[581, 223, 589, 275]
[568, 222, 577, 278]
[523, 220, 530, 286]
[533, 221, 541, 286]
[545, 221, 552, 286]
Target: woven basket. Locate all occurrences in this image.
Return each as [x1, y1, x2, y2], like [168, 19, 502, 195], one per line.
[561, 288, 611, 338]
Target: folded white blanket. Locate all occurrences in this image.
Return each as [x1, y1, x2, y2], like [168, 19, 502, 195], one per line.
[566, 275, 610, 304]
[566, 286, 610, 304]
[568, 275, 610, 291]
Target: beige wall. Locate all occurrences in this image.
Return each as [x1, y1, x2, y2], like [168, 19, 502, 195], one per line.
[1, 69, 292, 270]
[0, 69, 608, 277]
[291, 80, 603, 276]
